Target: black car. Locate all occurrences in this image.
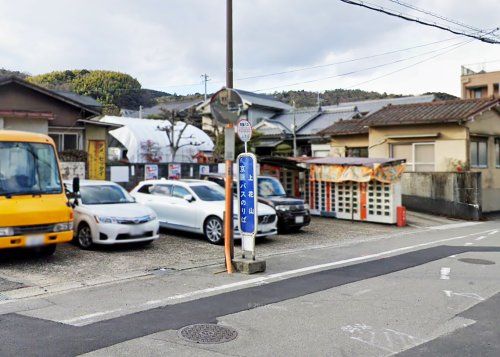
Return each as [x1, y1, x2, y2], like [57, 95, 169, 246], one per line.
[201, 173, 311, 233]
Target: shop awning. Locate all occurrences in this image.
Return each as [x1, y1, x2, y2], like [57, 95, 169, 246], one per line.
[307, 157, 405, 183]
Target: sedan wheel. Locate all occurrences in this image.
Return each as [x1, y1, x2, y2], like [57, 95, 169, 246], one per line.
[204, 217, 224, 245]
[77, 223, 94, 249]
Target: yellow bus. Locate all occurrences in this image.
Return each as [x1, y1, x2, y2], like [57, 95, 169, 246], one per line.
[0, 130, 73, 256]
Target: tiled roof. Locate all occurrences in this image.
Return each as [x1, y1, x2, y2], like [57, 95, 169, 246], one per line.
[319, 98, 499, 136]
[363, 98, 499, 126]
[322, 94, 435, 116]
[318, 117, 368, 136]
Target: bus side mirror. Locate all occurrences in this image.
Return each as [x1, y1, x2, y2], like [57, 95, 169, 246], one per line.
[73, 177, 80, 194]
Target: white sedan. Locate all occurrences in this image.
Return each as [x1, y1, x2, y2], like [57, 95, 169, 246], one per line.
[65, 180, 160, 249]
[130, 179, 278, 244]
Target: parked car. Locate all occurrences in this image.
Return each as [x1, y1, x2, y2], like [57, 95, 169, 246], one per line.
[65, 180, 160, 249]
[201, 173, 311, 232]
[130, 179, 278, 244]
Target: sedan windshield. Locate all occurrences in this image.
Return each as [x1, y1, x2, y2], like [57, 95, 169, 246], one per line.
[191, 184, 225, 201]
[80, 185, 135, 205]
[0, 141, 62, 196]
[257, 177, 286, 197]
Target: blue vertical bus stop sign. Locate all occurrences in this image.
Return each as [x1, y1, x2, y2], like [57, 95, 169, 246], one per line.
[237, 153, 258, 257]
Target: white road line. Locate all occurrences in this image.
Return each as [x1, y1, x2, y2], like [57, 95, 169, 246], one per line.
[465, 242, 474, 246]
[440, 267, 451, 280]
[62, 228, 497, 326]
[428, 222, 481, 231]
[475, 236, 486, 241]
[488, 230, 498, 235]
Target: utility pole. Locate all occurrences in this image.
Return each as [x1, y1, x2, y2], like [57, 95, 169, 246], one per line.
[292, 100, 297, 157]
[224, 0, 234, 274]
[201, 74, 210, 101]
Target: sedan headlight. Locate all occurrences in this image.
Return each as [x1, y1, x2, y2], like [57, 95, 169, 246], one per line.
[95, 216, 118, 224]
[148, 214, 157, 221]
[0, 227, 14, 237]
[53, 222, 74, 232]
[304, 203, 310, 210]
[275, 205, 292, 211]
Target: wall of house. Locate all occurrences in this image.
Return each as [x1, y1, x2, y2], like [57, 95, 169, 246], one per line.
[368, 124, 468, 171]
[467, 110, 500, 212]
[310, 143, 330, 157]
[0, 82, 86, 127]
[461, 70, 500, 99]
[0, 117, 48, 134]
[329, 134, 369, 157]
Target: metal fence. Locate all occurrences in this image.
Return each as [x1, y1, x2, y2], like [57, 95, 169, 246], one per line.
[106, 163, 221, 191]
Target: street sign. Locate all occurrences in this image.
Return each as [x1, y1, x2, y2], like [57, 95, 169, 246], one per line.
[237, 152, 258, 258]
[236, 118, 252, 143]
[210, 88, 246, 125]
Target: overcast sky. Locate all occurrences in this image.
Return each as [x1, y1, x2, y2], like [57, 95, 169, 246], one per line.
[1, 0, 499, 97]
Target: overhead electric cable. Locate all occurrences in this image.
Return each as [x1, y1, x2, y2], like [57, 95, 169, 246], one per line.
[253, 39, 469, 92]
[338, 0, 500, 44]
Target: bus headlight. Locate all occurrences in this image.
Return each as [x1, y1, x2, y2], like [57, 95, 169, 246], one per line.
[53, 222, 73, 232]
[0, 227, 14, 237]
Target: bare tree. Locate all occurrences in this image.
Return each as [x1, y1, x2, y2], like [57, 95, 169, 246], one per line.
[155, 107, 205, 162]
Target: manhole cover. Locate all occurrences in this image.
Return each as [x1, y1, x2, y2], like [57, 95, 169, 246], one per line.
[458, 258, 495, 265]
[179, 323, 238, 344]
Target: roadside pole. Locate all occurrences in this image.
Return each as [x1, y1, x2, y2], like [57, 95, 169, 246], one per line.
[225, 0, 234, 273]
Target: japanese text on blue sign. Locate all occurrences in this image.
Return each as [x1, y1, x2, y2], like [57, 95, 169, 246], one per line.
[238, 154, 257, 235]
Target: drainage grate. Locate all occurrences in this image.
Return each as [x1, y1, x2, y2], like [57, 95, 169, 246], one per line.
[458, 258, 495, 265]
[179, 323, 238, 344]
[0, 293, 11, 301]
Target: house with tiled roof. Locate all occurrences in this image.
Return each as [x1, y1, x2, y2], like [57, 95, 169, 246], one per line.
[252, 95, 435, 157]
[320, 97, 500, 214]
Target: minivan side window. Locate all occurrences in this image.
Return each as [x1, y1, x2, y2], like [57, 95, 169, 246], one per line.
[137, 184, 152, 194]
[151, 184, 172, 196]
[172, 185, 190, 199]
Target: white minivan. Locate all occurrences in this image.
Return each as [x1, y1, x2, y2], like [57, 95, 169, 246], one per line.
[130, 179, 278, 244]
[66, 180, 160, 249]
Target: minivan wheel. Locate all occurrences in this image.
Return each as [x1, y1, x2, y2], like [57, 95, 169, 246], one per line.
[77, 223, 94, 249]
[204, 216, 224, 245]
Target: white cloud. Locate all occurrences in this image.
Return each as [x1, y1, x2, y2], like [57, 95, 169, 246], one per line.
[0, 0, 498, 97]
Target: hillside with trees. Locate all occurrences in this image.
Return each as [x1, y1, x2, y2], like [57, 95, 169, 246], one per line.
[28, 70, 171, 113]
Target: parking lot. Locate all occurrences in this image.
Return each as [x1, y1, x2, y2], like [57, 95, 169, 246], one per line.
[0, 213, 456, 298]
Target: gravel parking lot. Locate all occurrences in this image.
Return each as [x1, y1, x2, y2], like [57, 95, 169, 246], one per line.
[0, 213, 451, 293]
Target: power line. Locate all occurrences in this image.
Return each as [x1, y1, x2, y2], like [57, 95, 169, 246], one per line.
[253, 39, 469, 92]
[234, 36, 461, 81]
[387, 0, 485, 33]
[156, 37, 470, 89]
[345, 39, 474, 89]
[338, 0, 500, 44]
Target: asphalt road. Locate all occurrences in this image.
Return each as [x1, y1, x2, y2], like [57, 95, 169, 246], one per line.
[0, 215, 498, 356]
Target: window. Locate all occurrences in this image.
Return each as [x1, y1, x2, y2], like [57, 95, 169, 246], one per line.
[80, 185, 134, 205]
[391, 143, 435, 172]
[137, 184, 152, 194]
[0, 142, 62, 196]
[191, 184, 225, 201]
[151, 184, 172, 196]
[172, 185, 190, 199]
[346, 147, 368, 158]
[470, 138, 488, 168]
[495, 138, 499, 168]
[49, 132, 80, 151]
[473, 88, 483, 99]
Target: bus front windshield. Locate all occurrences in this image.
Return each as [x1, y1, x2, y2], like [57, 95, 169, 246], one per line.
[0, 141, 62, 196]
